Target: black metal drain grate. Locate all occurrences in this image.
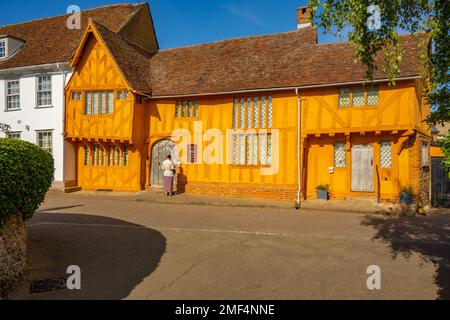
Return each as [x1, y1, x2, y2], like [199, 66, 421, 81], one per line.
[30, 277, 68, 294]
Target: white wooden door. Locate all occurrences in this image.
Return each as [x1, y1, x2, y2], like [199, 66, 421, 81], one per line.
[351, 144, 374, 193]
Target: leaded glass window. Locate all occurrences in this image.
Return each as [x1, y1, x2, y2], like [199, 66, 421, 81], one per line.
[84, 145, 90, 166]
[188, 101, 194, 117]
[233, 99, 239, 128]
[338, 88, 350, 107]
[84, 92, 92, 114]
[380, 141, 392, 168]
[267, 133, 273, 165]
[367, 85, 379, 106]
[175, 100, 199, 118]
[260, 133, 267, 166]
[247, 98, 252, 129]
[352, 86, 365, 106]
[107, 91, 114, 113]
[254, 97, 260, 129]
[92, 92, 99, 114]
[260, 97, 266, 128]
[251, 134, 258, 165]
[246, 135, 252, 165]
[268, 96, 273, 128]
[182, 101, 187, 117]
[239, 134, 246, 165]
[100, 92, 106, 114]
[232, 134, 238, 164]
[123, 145, 129, 166]
[176, 102, 181, 118]
[194, 101, 199, 117]
[240, 98, 245, 129]
[334, 142, 346, 168]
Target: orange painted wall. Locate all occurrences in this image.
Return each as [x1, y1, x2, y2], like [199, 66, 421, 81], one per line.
[146, 93, 299, 188]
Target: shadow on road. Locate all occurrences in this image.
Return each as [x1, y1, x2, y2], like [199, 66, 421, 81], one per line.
[20, 212, 166, 300]
[362, 214, 450, 300]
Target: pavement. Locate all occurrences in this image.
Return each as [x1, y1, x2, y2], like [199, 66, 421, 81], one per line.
[9, 190, 450, 300]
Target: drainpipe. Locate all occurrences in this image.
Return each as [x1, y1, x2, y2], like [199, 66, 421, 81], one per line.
[57, 63, 68, 189]
[296, 88, 302, 210]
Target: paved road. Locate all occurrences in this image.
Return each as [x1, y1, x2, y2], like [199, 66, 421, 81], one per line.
[11, 192, 450, 300]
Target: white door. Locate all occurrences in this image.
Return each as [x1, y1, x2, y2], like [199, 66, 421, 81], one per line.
[351, 144, 374, 193]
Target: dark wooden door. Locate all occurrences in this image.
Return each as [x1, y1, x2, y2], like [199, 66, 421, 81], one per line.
[431, 157, 450, 207]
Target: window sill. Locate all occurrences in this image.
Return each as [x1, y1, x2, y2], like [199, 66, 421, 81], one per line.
[338, 106, 379, 109]
[4, 108, 22, 112]
[231, 164, 272, 168]
[35, 106, 54, 109]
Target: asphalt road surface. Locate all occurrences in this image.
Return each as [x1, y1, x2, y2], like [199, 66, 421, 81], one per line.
[11, 192, 450, 300]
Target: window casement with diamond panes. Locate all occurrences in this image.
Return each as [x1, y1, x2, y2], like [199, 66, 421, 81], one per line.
[352, 86, 365, 107]
[175, 100, 199, 118]
[71, 91, 82, 101]
[92, 145, 106, 166]
[380, 141, 393, 168]
[231, 96, 273, 166]
[37, 130, 53, 155]
[6, 80, 20, 110]
[334, 142, 346, 168]
[187, 144, 198, 164]
[339, 85, 380, 107]
[109, 145, 122, 167]
[84, 91, 114, 115]
[338, 88, 351, 107]
[37, 75, 52, 107]
[366, 85, 379, 106]
[84, 145, 90, 166]
[6, 132, 21, 139]
[123, 145, 129, 166]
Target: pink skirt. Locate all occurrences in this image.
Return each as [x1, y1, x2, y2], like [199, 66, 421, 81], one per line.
[163, 176, 174, 193]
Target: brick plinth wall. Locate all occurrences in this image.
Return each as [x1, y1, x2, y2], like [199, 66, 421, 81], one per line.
[0, 213, 27, 298]
[184, 183, 298, 201]
[409, 134, 432, 206]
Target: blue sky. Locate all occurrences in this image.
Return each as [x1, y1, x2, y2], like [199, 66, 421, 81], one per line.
[0, 0, 345, 49]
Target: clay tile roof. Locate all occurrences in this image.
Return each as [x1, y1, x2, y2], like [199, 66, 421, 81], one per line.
[0, 3, 145, 70]
[148, 29, 424, 97]
[91, 20, 154, 94]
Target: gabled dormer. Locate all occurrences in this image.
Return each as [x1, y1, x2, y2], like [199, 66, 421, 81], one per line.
[0, 35, 25, 60]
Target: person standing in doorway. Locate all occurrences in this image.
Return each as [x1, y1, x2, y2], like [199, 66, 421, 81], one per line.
[162, 155, 176, 196]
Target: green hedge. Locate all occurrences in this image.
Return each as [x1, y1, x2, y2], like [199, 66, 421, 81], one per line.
[0, 138, 54, 223]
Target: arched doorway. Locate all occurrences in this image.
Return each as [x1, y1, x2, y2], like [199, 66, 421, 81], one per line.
[150, 140, 177, 187]
[351, 144, 375, 193]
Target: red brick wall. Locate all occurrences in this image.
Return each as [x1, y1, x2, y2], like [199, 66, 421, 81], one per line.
[184, 183, 298, 201]
[408, 134, 431, 205]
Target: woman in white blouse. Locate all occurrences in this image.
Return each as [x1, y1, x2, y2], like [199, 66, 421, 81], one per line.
[162, 155, 176, 196]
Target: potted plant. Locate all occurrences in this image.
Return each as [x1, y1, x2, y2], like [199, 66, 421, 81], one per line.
[316, 184, 330, 201]
[399, 187, 414, 205]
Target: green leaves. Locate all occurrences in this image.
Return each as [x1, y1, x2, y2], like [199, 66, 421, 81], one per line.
[0, 123, 11, 133]
[0, 138, 54, 223]
[439, 135, 450, 176]
[309, 0, 449, 126]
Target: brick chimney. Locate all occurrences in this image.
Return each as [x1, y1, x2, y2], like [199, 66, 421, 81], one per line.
[297, 6, 312, 29]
